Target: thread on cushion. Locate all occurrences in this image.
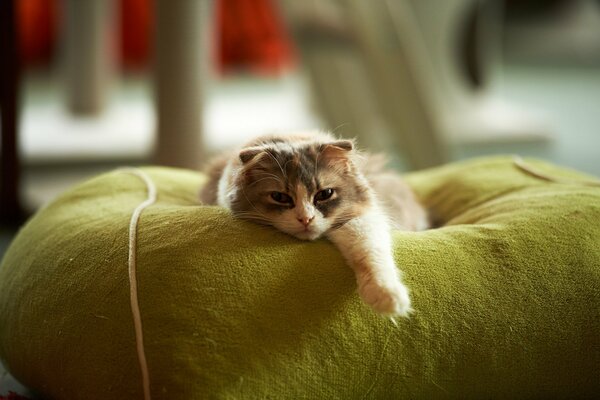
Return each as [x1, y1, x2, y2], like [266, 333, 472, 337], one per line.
[120, 168, 157, 400]
[513, 156, 600, 187]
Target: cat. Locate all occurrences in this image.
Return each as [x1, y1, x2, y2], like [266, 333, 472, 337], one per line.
[200, 131, 428, 317]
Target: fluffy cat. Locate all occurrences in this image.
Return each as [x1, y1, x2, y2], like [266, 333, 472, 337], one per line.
[200, 131, 428, 317]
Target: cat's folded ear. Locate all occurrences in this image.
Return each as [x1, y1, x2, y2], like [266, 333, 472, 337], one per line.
[239, 147, 266, 164]
[319, 139, 356, 172]
[324, 139, 354, 152]
[319, 139, 355, 159]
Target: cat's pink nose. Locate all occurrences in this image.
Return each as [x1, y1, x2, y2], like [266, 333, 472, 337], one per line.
[297, 216, 314, 226]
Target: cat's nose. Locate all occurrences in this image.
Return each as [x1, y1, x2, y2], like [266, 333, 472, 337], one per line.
[297, 216, 314, 226]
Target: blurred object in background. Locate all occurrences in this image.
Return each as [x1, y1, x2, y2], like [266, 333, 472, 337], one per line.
[409, 0, 551, 147]
[504, 0, 600, 66]
[16, 0, 58, 67]
[17, 0, 156, 70]
[282, 0, 552, 170]
[120, 0, 153, 70]
[1, 0, 599, 222]
[63, 0, 116, 115]
[10, 0, 317, 212]
[492, 0, 600, 177]
[154, 0, 210, 169]
[217, 0, 295, 75]
[18, 0, 153, 168]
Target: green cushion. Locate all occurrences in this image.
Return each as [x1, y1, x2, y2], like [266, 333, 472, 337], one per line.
[1, 156, 599, 399]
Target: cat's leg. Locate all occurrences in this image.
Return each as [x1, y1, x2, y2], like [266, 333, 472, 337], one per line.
[327, 209, 413, 317]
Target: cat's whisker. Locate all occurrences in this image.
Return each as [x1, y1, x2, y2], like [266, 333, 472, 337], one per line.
[233, 210, 271, 222]
[248, 176, 283, 187]
[252, 171, 283, 181]
[265, 150, 287, 180]
[282, 158, 295, 176]
[237, 215, 271, 224]
[233, 211, 262, 218]
[240, 185, 269, 220]
[314, 150, 320, 179]
[331, 122, 349, 135]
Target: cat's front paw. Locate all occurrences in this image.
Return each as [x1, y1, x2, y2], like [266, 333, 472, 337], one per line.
[358, 277, 413, 317]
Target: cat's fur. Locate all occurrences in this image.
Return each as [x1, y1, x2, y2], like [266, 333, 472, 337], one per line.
[200, 131, 428, 316]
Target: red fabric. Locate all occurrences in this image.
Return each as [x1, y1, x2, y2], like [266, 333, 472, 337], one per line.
[16, 0, 58, 66]
[16, 0, 154, 70]
[15, 0, 295, 74]
[217, 0, 295, 75]
[120, 0, 153, 69]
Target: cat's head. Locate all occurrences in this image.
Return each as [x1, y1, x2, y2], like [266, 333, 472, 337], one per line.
[228, 136, 371, 240]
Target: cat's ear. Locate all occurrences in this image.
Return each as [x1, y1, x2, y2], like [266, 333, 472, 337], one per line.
[319, 139, 356, 172]
[239, 147, 265, 164]
[319, 139, 355, 158]
[327, 140, 354, 152]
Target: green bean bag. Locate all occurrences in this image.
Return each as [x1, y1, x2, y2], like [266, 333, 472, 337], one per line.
[1, 156, 599, 399]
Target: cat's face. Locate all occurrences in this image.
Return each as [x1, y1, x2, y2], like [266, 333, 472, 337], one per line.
[228, 139, 370, 240]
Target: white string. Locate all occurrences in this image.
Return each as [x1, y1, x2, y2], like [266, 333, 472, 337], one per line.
[120, 168, 157, 400]
[513, 156, 600, 187]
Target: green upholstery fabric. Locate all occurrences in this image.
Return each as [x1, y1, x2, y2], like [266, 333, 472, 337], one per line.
[1, 156, 599, 399]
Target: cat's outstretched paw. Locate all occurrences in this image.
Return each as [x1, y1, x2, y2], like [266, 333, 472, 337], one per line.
[358, 278, 413, 317]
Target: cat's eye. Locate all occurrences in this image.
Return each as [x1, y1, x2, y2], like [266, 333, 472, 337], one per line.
[314, 188, 334, 202]
[270, 191, 293, 204]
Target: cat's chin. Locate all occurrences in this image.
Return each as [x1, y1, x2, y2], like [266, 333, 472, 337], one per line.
[291, 230, 322, 241]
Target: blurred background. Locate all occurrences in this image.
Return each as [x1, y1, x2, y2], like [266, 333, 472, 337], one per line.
[1, 0, 600, 395]
[1, 0, 600, 222]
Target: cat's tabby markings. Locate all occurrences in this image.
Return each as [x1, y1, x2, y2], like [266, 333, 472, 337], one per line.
[200, 131, 428, 317]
